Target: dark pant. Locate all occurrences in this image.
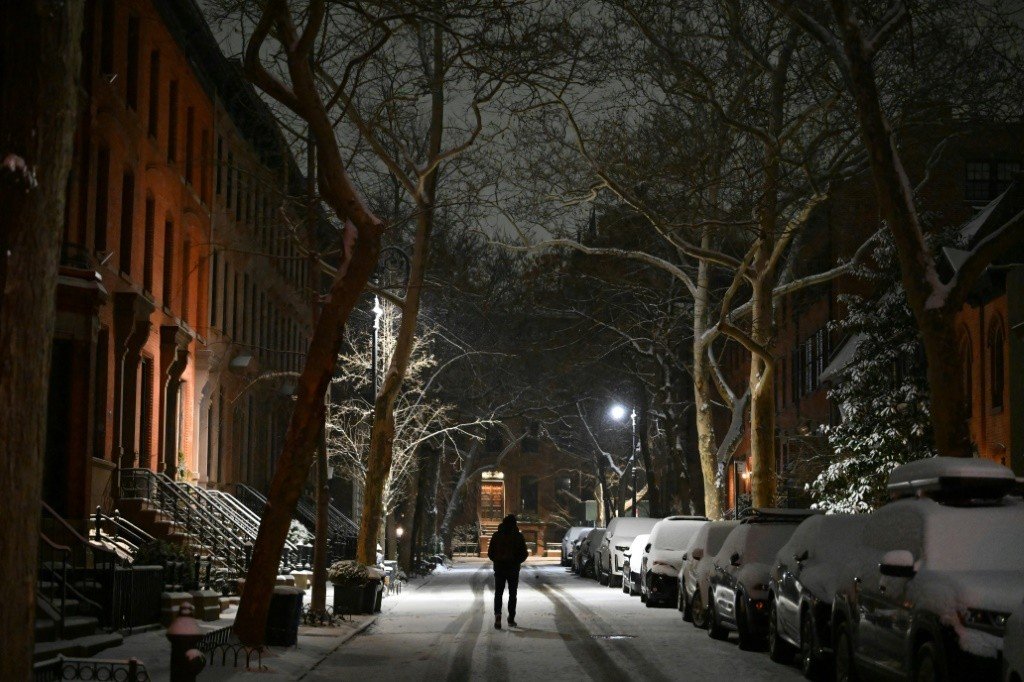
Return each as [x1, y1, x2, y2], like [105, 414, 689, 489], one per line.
[493, 566, 520, 617]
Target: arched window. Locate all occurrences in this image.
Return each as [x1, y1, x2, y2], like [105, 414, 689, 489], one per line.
[989, 319, 1005, 410]
[959, 331, 973, 418]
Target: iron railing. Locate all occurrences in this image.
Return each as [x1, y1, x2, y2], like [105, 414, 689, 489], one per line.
[91, 506, 155, 560]
[237, 483, 356, 562]
[33, 655, 149, 682]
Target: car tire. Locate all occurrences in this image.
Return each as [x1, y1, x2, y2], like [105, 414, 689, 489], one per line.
[622, 576, 629, 594]
[681, 591, 694, 622]
[834, 621, 857, 682]
[914, 641, 946, 682]
[708, 591, 729, 641]
[692, 591, 707, 629]
[799, 610, 824, 681]
[598, 571, 609, 585]
[768, 600, 795, 663]
[736, 596, 761, 651]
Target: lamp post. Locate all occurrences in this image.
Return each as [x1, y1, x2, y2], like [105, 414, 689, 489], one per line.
[609, 403, 639, 517]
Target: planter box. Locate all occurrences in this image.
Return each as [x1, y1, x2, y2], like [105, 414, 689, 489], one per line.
[332, 580, 382, 615]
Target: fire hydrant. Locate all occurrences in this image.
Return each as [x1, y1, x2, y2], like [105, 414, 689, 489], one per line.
[167, 602, 207, 682]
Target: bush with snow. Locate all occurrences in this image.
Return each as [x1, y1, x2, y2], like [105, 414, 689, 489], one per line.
[807, 232, 935, 513]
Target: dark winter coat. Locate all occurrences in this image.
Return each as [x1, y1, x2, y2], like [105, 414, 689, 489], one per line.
[487, 517, 529, 571]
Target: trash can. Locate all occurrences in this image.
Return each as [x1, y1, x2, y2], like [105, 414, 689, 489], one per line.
[265, 586, 304, 646]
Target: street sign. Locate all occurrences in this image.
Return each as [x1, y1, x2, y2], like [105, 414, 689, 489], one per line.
[585, 500, 598, 523]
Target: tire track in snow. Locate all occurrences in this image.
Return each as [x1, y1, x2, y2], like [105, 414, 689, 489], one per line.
[532, 569, 674, 682]
[441, 566, 487, 682]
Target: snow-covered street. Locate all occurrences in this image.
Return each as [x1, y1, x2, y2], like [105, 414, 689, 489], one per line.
[306, 559, 802, 681]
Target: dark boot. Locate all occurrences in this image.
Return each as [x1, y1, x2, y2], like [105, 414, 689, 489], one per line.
[508, 615, 517, 628]
[494, 614, 501, 630]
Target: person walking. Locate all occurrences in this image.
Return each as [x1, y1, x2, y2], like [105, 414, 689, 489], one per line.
[487, 514, 529, 629]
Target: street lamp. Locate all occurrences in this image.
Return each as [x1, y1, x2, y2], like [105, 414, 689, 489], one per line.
[609, 403, 639, 517]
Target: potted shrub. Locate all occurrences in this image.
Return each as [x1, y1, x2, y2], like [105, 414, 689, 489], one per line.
[328, 561, 385, 614]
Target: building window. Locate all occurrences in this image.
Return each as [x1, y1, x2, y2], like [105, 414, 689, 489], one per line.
[94, 147, 110, 252]
[226, 152, 233, 207]
[966, 160, 1022, 203]
[216, 137, 223, 195]
[210, 250, 220, 328]
[162, 219, 174, 308]
[99, 0, 114, 75]
[185, 107, 195, 185]
[147, 50, 160, 137]
[200, 130, 210, 203]
[181, 240, 191, 323]
[520, 476, 539, 514]
[960, 332, 973, 418]
[989, 319, 1005, 410]
[118, 170, 135, 274]
[143, 196, 155, 292]
[126, 16, 140, 110]
[167, 80, 179, 163]
[139, 355, 153, 468]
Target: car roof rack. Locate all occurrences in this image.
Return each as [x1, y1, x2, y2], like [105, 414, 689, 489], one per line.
[887, 456, 1020, 501]
[738, 508, 820, 523]
[662, 515, 710, 522]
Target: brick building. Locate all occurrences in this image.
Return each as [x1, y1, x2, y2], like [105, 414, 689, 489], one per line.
[45, 0, 314, 525]
[716, 125, 1024, 511]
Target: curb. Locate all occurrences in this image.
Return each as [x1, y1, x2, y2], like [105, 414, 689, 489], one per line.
[296, 614, 378, 679]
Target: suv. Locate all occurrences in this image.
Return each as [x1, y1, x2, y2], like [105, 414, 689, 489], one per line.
[598, 516, 660, 586]
[641, 516, 708, 607]
[707, 509, 819, 650]
[830, 457, 1024, 682]
[679, 520, 739, 628]
[767, 513, 867, 678]
[577, 528, 605, 579]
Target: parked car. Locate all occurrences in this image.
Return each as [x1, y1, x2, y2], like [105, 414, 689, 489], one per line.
[707, 509, 819, 650]
[679, 520, 739, 628]
[1004, 600, 1024, 682]
[767, 513, 868, 679]
[562, 526, 593, 567]
[578, 528, 606, 579]
[598, 516, 660, 586]
[830, 457, 1024, 682]
[622, 533, 651, 596]
[641, 516, 708, 607]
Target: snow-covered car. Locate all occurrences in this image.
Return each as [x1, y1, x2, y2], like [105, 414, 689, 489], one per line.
[830, 457, 1024, 682]
[561, 526, 593, 567]
[1004, 600, 1024, 682]
[622, 533, 651, 597]
[641, 516, 708, 607]
[578, 528, 606, 579]
[707, 509, 819, 650]
[767, 513, 868, 678]
[678, 520, 739, 628]
[598, 516, 660, 586]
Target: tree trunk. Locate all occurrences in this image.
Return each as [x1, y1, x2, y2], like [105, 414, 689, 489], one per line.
[748, 271, 778, 508]
[692, 254, 722, 519]
[830, 0, 972, 457]
[310, 436, 328, 613]
[233, 232, 380, 645]
[0, 2, 82, 678]
[439, 444, 478, 554]
[357, 21, 444, 565]
[636, 397, 660, 516]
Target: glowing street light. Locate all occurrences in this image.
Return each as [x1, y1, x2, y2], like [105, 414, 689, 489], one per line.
[609, 403, 627, 421]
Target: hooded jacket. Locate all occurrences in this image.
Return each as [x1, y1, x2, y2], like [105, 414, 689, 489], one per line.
[487, 515, 529, 570]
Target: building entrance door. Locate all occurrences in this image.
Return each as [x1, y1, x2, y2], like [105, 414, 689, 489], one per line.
[480, 481, 504, 522]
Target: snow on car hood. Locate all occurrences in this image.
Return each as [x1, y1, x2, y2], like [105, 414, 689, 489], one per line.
[909, 570, 1024, 658]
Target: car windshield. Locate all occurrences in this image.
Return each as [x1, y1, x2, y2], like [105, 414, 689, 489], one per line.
[924, 503, 1024, 571]
[705, 522, 739, 556]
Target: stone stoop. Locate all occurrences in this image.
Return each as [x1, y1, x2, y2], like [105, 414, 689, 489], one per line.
[190, 589, 223, 622]
[160, 591, 194, 627]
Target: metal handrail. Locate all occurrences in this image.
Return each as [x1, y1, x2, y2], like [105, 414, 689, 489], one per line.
[92, 507, 155, 558]
[170, 483, 262, 569]
[120, 469, 240, 573]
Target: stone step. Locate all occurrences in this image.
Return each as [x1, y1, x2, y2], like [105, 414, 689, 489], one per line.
[32, 631, 124, 662]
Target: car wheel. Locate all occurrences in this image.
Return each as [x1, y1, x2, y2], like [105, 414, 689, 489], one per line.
[622, 576, 629, 594]
[914, 641, 946, 682]
[692, 591, 707, 629]
[736, 596, 761, 651]
[799, 610, 823, 681]
[598, 571, 609, 585]
[708, 591, 729, 640]
[768, 600, 795, 663]
[681, 591, 694, 622]
[834, 621, 857, 682]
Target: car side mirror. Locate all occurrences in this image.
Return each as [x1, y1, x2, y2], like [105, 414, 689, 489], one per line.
[730, 552, 741, 567]
[645, 544, 652, 553]
[879, 550, 916, 578]
[691, 548, 704, 560]
[794, 549, 809, 563]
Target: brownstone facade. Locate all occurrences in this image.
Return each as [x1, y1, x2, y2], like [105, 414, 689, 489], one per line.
[45, 0, 313, 523]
